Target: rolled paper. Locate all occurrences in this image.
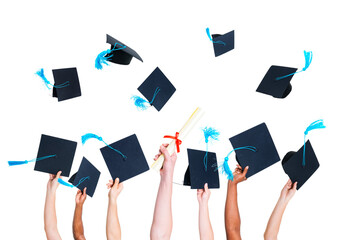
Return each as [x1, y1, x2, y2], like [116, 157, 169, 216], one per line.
[151, 107, 204, 171]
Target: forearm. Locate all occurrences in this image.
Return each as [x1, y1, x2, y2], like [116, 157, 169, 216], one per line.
[44, 192, 61, 240]
[106, 199, 121, 240]
[73, 205, 85, 240]
[225, 181, 241, 239]
[199, 203, 214, 240]
[264, 199, 287, 240]
[150, 176, 173, 240]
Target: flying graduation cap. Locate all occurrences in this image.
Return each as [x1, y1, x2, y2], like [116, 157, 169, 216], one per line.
[36, 68, 81, 101]
[206, 27, 235, 57]
[95, 34, 143, 70]
[281, 119, 325, 190]
[100, 134, 149, 182]
[229, 123, 280, 178]
[132, 67, 176, 111]
[183, 148, 220, 189]
[8, 134, 77, 177]
[58, 157, 100, 197]
[256, 51, 313, 98]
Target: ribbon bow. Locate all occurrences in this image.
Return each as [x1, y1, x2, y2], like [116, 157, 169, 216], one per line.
[164, 132, 182, 153]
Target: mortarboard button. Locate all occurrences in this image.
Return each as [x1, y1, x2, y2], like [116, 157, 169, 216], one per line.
[100, 134, 149, 182]
[132, 67, 176, 111]
[183, 148, 220, 189]
[229, 123, 280, 178]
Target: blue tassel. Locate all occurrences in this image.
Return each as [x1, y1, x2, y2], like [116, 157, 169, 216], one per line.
[222, 157, 234, 181]
[214, 146, 257, 181]
[131, 87, 161, 111]
[202, 127, 220, 172]
[58, 178, 74, 187]
[81, 133, 127, 160]
[36, 68, 70, 89]
[276, 50, 313, 80]
[81, 133, 103, 145]
[8, 154, 56, 167]
[303, 119, 325, 166]
[58, 176, 90, 188]
[95, 49, 111, 70]
[95, 43, 126, 70]
[206, 27, 226, 46]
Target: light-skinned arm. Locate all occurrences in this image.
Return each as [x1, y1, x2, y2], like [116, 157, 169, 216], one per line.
[197, 183, 214, 240]
[150, 144, 177, 240]
[225, 165, 249, 240]
[264, 180, 297, 240]
[44, 171, 62, 240]
[106, 178, 124, 240]
[73, 188, 87, 240]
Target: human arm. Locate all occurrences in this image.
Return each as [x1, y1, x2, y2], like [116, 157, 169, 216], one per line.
[44, 171, 62, 240]
[73, 188, 87, 240]
[225, 165, 249, 240]
[150, 144, 177, 240]
[106, 178, 123, 240]
[197, 183, 214, 240]
[264, 180, 297, 240]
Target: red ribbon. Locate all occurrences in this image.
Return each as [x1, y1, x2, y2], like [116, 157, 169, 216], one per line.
[163, 132, 182, 153]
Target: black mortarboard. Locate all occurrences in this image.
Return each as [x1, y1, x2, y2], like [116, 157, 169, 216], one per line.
[229, 123, 280, 178]
[34, 134, 77, 177]
[100, 134, 149, 182]
[68, 157, 101, 197]
[183, 149, 220, 189]
[106, 34, 143, 65]
[52, 67, 82, 101]
[256, 65, 298, 98]
[136, 67, 176, 111]
[282, 140, 319, 190]
[211, 30, 235, 57]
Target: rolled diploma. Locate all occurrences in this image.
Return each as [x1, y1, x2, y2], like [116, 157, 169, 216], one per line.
[151, 107, 204, 171]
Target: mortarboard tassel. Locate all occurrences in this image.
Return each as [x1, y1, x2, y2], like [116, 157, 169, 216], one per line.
[213, 146, 257, 181]
[276, 51, 313, 80]
[8, 154, 56, 166]
[303, 119, 325, 166]
[81, 133, 127, 160]
[131, 87, 161, 111]
[206, 27, 226, 46]
[202, 127, 220, 172]
[36, 69, 70, 89]
[58, 176, 90, 188]
[95, 43, 126, 70]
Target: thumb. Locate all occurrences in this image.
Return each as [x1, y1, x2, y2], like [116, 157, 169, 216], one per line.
[241, 166, 249, 178]
[204, 183, 209, 192]
[83, 187, 87, 195]
[56, 171, 62, 179]
[160, 145, 171, 160]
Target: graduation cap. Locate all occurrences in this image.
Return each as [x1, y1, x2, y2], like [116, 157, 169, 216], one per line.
[206, 28, 235, 57]
[183, 149, 220, 189]
[132, 67, 176, 111]
[36, 68, 81, 102]
[100, 134, 149, 182]
[282, 141, 319, 190]
[229, 123, 280, 178]
[256, 51, 313, 98]
[95, 34, 143, 69]
[8, 134, 78, 177]
[58, 157, 100, 197]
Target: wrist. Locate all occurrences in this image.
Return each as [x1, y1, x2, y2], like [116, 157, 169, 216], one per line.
[160, 174, 173, 184]
[109, 197, 118, 205]
[76, 203, 84, 209]
[228, 180, 237, 188]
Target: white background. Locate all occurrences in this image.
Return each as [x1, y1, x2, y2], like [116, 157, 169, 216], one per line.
[1, 0, 339, 239]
